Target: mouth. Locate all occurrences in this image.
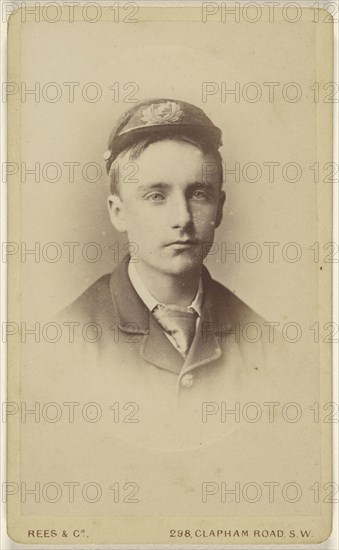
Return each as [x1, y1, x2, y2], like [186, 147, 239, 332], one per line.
[165, 240, 199, 250]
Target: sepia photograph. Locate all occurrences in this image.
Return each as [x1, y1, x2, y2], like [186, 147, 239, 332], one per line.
[3, 2, 336, 546]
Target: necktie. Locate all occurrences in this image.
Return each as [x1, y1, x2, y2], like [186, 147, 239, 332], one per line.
[153, 304, 198, 358]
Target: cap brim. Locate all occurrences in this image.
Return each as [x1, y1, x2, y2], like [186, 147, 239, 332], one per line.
[110, 124, 222, 162]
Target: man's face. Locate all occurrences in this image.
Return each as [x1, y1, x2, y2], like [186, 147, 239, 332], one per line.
[108, 140, 225, 276]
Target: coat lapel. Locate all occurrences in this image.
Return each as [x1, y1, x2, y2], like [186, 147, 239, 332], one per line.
[181, 269, 223, 374]
[141, 314, 184, 374]
[109, 258, 184, 374]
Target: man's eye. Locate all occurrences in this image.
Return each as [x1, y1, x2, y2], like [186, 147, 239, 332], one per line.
[146, 192, 165, 202]
[192, 190, 208, 200]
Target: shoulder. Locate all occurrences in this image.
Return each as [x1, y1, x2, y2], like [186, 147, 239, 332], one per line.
[56, 273, 114, 323]
[206, 273, 288, 363]
[205, 273, 265, 325]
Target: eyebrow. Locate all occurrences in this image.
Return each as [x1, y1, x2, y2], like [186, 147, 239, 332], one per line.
[137, 183, 171, 193]
[137, 181, 217, 195]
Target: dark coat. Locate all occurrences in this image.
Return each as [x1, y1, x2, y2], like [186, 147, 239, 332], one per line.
[57, 259, 285, 414]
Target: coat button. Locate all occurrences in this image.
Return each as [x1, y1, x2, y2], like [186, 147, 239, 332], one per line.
[180, 373, 194, 388]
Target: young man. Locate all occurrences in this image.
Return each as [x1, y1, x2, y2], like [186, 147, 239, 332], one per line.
[60, 99, 283, 416]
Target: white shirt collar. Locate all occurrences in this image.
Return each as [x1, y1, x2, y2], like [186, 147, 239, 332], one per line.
[128, 261, 203, 317]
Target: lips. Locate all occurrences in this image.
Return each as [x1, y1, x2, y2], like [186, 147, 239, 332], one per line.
[169, 240, 196, 245]
[165, 239, 199, 249]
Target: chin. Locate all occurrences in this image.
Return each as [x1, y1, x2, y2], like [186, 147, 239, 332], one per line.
[160, 254, 202, 276]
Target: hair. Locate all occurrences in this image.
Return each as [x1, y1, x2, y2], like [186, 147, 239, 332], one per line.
[108, 134, 223, 196]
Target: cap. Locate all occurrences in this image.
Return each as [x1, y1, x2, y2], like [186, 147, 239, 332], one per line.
[104, 98, 222, 173]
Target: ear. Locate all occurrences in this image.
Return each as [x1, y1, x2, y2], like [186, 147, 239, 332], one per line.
[107, 194, 127, 233]
[215, 190, 226, 229]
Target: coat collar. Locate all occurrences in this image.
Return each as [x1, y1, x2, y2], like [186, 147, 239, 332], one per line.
[109, 257, 149, 334]
[109, 257, 223, 374]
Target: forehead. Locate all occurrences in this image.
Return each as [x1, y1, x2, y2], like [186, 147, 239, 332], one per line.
[124, 140, 220, 187]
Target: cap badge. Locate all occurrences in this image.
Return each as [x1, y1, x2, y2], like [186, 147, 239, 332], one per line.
[141, 101, 184, 125]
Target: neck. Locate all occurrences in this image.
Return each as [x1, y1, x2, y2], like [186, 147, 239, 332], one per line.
[135, 261, 201, 306]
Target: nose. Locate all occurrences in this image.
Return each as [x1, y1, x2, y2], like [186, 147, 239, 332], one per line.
[170, 191, 193, 230]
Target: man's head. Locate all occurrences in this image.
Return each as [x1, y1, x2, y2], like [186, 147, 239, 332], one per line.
[105, 99, 225, 276]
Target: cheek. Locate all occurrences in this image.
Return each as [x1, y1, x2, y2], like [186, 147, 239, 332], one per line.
[192, 205, 218, 228]
[125, 201, 167, 227]
[124, 208, 157, 241]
